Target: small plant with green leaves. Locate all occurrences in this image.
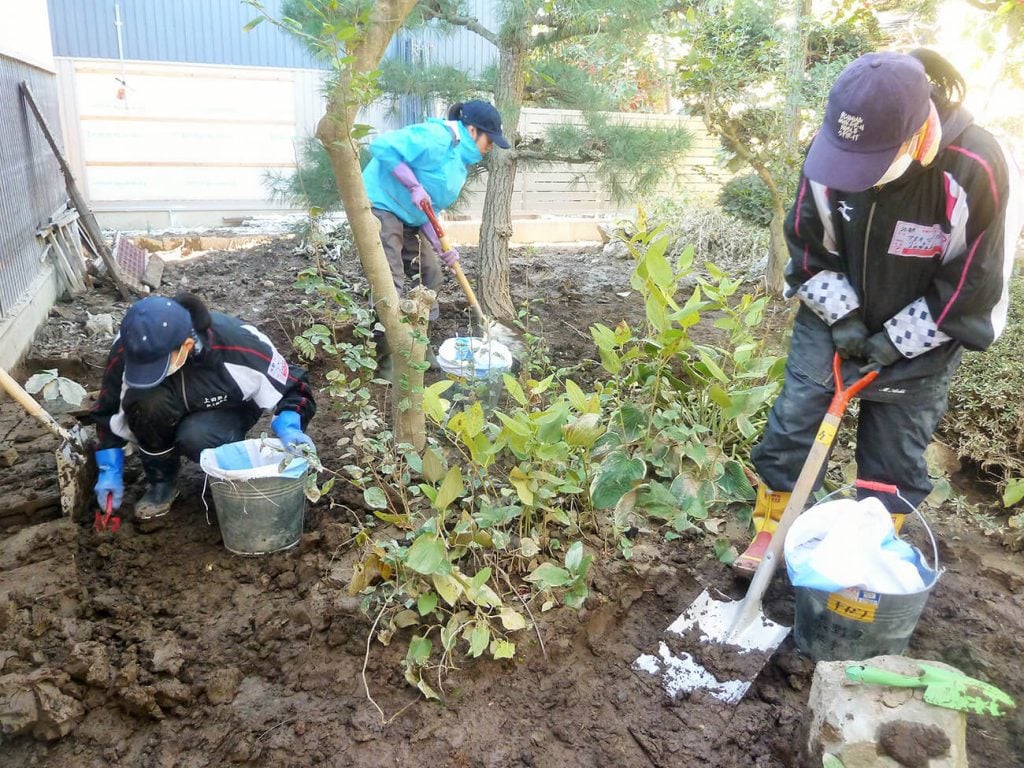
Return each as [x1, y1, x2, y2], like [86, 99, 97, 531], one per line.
[586, 218, 783, 546]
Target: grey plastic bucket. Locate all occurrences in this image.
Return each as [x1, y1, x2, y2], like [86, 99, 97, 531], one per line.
[793, 500, 941, 661]
[210, 473, 307, 556]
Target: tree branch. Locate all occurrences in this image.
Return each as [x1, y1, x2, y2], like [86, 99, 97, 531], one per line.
[419, 0, 498, 46]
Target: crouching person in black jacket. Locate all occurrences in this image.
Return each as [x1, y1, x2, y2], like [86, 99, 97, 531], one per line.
[89, 293, 316, 521]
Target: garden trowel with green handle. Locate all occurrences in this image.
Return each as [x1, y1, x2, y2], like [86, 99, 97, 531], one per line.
[845, 663, 1016, 717]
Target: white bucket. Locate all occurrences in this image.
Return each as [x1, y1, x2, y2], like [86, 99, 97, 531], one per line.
[436, 336, 513, 412]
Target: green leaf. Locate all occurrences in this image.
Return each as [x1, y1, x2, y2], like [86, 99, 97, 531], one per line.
[822, 754, 846, 768]
[422, 447, 447, 484]
[405, 534, 447, 576]
[617, 403, 647, 441]
[564, 379, 586, 411]
[363, 486, 389, 510]
[1003, 478, 1024, 508]
[407, 634, 432, 666]
[491, 640, 516, 659]
[709, 384, 732, 409]
[499, 607, 527, 631]
[643, 235, 673, 291]
[469, 622, 490, 658]
[433, 466, 464, 513]
[564, 540, 584, 573]
[503, 373, 527, 406]
[714, 538, 739, 565]
[432, 573, 461, 606]
[509, 466, 535, 506]
[422, 380, 453, 423]
[417, 591, 438, 617]
[590, 450, 647, 509]
[525, 562, 572, 589]
[242, 16, 265, 32]
[719, 460, 756, 502]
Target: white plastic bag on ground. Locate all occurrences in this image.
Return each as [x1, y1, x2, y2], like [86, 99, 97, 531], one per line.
[784, 497, 926, 595]
[199, 438, 307, 481]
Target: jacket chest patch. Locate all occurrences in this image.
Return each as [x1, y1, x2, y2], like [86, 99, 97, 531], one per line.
[202, 394, 229, 408]
[887, 221, 948, 258]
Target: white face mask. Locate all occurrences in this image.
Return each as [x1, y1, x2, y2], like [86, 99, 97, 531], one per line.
[875, 151, 914, 187]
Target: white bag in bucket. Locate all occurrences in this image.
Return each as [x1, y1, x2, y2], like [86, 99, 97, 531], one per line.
[437, 337, 513, 380]
[200, 438, 308, 481]
[784, 497, 927, 595]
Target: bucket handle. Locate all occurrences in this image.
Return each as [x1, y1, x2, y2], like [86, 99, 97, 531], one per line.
[816, 482, 941, 579]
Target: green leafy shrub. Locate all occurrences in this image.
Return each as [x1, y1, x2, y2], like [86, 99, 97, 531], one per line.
[717, 173, 773, 228]
[941, 276, 1024, 489]
[311, 217, 782, 698]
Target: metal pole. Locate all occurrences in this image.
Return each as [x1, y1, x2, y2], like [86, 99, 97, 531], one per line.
[114, 2, 128, 109]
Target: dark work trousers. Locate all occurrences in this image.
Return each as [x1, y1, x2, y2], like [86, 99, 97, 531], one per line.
[372, 208, 443, 321]
[122, 383, 261, 473]
[751, 310, 959, 514]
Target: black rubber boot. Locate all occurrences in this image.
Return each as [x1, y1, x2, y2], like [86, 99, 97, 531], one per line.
[136, 453, 180, 520]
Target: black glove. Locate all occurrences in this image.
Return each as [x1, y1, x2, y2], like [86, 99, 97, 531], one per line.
[859, 332, 903, 373]
[831, 314, 871, 360]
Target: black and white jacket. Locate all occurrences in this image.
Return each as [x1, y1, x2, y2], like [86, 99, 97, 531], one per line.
[785, 106, 1022, 381]
[90, 311, 316, 450]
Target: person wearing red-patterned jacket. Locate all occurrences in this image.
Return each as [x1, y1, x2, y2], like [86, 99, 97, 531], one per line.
[737, 49, 1023, 571]
[89, 293, 316, 521]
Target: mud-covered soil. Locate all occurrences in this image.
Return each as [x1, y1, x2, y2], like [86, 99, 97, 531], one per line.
[2, 238, 1023, 767]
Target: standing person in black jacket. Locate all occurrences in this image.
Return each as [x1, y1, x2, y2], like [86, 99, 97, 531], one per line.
[89, 294, 317, 521]
[736, 49, 1022, 571]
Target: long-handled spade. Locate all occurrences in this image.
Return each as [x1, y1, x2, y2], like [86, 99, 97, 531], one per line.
[419, 201, 524, 357]
[0, 365, 90, 519]
[635, 353, 879, 703]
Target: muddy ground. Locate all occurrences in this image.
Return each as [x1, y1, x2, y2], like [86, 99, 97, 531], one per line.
[1, 237, 1022, 767]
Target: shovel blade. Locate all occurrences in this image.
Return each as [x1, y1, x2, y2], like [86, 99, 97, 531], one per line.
[669, 589, 790, 652]
[633, 589, 790, 704]
[56, 442, 87, 519]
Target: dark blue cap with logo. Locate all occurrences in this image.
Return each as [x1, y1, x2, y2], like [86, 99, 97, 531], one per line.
[119, 296, 193, 389]
[804, 52, 931, 192]
[459, 100, 511, 149]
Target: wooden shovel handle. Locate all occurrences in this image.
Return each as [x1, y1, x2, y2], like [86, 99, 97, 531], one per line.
[0, 366, 73, 443]
[421, 202, 486, 325]
[730, 354, 879, 633]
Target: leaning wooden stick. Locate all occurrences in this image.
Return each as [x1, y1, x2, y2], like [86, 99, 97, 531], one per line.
[20, 81, 134, 300]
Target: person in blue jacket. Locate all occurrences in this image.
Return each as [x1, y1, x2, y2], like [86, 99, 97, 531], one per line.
[361, 99, 510, 372]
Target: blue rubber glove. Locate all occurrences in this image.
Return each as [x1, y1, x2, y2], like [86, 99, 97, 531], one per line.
[94, 447, 125, 510]
[271, 411, 316, 456]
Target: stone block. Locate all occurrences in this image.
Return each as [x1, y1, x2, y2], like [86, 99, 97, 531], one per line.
[807, 655, 967, 768]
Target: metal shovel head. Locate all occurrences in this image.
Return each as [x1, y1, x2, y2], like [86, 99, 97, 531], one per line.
[56, 423, 89, 519]
[633, 589, 790, 704]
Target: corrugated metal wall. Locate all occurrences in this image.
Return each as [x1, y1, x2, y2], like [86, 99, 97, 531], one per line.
[0, 54, 65, 317]
[47, 0, 323, 69]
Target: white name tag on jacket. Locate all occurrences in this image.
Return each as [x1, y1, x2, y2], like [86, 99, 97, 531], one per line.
[887, 221, 949, 258]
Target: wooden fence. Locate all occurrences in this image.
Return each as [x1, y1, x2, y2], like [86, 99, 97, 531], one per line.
[457, 107, 731, 216]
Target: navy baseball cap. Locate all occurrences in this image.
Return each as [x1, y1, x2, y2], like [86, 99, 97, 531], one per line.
[804, 52, 931, 192]
[460, 100, 511, 149]
[120, 296, 193, 389]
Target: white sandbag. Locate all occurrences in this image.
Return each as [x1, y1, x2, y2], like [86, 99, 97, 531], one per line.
[199, 438, 307, 481]
[784, 497, 927, 595]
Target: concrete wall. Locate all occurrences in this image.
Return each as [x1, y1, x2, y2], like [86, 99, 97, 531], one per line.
[0, 0, 65, 369]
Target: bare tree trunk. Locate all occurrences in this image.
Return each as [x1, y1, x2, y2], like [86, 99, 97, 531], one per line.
[315, 0, 429, 449]
[767, 201, 788, 295]
[765, 0, 811, 297]
[477, 24, 528, 322]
